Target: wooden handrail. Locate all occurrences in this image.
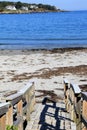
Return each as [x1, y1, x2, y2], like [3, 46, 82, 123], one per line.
[6, 93, 22, 105]
[0, 81, 35, 130]
[18, 82, 34, 95]
[70, 83, 81, 94]
[64, 80, 87, 130]
[0, 102, 10, 116]
[0, 103, 10, 130]
[82, 92, 87, 130]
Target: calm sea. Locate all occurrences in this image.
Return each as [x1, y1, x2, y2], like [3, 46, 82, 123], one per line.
[0, 11, 87, 49]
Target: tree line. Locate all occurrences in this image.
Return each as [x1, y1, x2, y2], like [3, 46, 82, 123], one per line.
[0, 1, 57, 11]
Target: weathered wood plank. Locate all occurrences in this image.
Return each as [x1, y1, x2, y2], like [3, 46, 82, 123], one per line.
[18, 82, 34, 95]
[0, 115, 6, 130]
[70, 83, 81, 94]
[6, 106, 13, 126]
[82, 92, 87, 130]
[82, 100, 87, 122]
[63, 79, 70, 112]
[0, 103, 10, 116]
[66, 82, 82, 130]
[23, 94, 35, 115]
[6, 93, 22, 105]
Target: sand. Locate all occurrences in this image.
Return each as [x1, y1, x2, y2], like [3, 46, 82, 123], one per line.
[0, 48, 87, 102]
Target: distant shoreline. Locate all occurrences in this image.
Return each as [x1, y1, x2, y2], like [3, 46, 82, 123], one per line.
[0, 1, 66, 14]
[0, 10, 67, 14]
[0, 47, 87, 52]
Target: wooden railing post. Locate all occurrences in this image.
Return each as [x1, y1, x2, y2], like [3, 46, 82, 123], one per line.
[6, 93, 23, 130]
[18, 82, 35, 121]
[70, 86, 74, 120]
[29, 82, 35, 113]
[64, 80, 87, 130]
[17, 99, 23, 116]
[75, 94, 81, 130]
[69, 85, 73, 114]
[82, 92, 87, 130]
[26, 92, 31, 121]
[63, 79, 70, 112]
[17, 99, 23, 130]
[0, 115, 6, 130]
[6, 106, 13, 126]
[70, 83, 81, 130]
[26, 82, 35, 121]
[0, 103, 10, 130]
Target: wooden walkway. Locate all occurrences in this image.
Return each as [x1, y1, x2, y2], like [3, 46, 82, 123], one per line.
[26, 98, 76, 130]
[0, 80, 87, 130]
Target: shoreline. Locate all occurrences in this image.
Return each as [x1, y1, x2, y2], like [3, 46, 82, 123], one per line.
[0, 10, 66, 15]
[0, 47, 87, 52]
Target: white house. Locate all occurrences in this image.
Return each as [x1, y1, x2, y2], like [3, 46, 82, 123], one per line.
[30, 5, 38, 9]
[5, 5, 16, 10]
[21, 6, 28, 11]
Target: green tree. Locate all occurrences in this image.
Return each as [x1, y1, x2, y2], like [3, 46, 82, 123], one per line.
[15, 1, 22, 9]
[38, 4, 43, 8]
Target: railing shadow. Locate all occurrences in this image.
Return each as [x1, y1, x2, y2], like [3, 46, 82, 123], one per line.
[39, 97, 71, 130]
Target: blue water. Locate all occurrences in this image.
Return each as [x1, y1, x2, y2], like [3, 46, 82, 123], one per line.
[0, 11, 87, 49]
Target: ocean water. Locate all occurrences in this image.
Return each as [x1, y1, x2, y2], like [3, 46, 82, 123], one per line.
[0, 11, 87, 49]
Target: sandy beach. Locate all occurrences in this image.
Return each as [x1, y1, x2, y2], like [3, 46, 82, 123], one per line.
[0, 48, 87, 102]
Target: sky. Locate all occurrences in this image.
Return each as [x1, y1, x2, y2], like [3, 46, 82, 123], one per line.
[1, 0, 87, 11]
